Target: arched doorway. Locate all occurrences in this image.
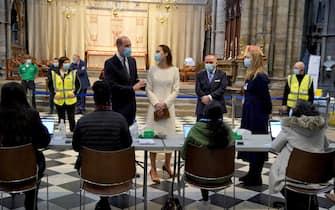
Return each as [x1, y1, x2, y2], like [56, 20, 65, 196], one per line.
[10, 0, 27, 56]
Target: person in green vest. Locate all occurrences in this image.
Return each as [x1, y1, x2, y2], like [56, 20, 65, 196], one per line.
[282, 61, 314, 114]
[18, 57, 39, 108]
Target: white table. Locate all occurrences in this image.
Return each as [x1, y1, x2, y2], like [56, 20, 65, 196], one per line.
[48, 135, 335, 210]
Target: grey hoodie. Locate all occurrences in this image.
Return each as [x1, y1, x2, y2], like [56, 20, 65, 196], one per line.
[269, 115, 329, 194]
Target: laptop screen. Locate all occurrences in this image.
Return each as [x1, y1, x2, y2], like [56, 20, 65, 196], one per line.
[41, 118, 55, 135]
[183, 124, 194, 139]
[269, 120, 281, 140]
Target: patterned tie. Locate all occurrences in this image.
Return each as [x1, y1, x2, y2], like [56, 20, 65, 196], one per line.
[208, 73, 213, 83]
[123, 57, 129, 76]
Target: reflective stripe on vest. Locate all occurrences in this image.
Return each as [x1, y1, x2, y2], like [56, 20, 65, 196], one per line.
[52, 70, 77, 106]
[287, 74, 312, 108]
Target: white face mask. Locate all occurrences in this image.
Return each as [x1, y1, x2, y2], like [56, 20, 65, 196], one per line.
[26, 59, 32, 64]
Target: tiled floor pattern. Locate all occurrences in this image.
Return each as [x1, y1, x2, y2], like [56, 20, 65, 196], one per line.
[0, 113, 334, 210]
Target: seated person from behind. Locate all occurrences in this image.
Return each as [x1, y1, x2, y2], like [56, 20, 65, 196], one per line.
[181, 101, 234, 201]
[269, 100, 329, 210]
[0, 82, 50, 210]
[72, 80, 132, 210]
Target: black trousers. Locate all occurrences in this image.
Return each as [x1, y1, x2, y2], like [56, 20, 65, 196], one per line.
[55, 104, 76, 132]
[49, 93, 54, 112]
[282, 189, 319, 210]
[24, 152, 45, 210]
[76, 89, 87, 112]
[21, 80, 36, 109]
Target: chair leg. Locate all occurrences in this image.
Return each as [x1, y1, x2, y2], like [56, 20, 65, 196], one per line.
[79, 189, 82, 210]
[308, 195, 311, 210]
[34, 187, 38, 210]
[135, 178, 137, 210]
[11, 194, 14, 209]
[181, 176, 185, 208]
[233, 176, 236, 210]
[83, 190, 86, 210]
[46, 175, 49, 210]
[128, 191, 130, 210]
[1, 192, 3, 210]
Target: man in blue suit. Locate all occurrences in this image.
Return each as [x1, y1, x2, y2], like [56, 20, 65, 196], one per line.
[71, 54, 90, 114]
[195, 55, 228, 121]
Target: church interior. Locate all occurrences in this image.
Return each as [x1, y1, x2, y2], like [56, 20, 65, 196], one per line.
[0, 0, 335, 209]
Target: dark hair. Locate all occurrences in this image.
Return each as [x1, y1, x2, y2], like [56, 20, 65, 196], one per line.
[203, 101, 230, 149]
[92, 80, 110, 106]
[159, 45, 173, 67]
[1, 82, 30, 109]
[292, 100, 320, 117]
[58, 56, 70, 69]
[0, 82, 31, 145]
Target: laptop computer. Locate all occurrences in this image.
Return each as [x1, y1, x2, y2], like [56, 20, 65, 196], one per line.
[183, 124, 194, 139]
[269, 120, 281, 140]
[41, 118, 55, 136]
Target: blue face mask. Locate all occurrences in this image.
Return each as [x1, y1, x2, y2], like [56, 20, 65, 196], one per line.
[72, 60, 77, 64]
[63, 63, 71, 70]
[244, 58, 251, 68]
[123, 47, 132, 57]
[293, 69, 300, 75]
[53, 63, 59, 68]
[154, 53, 162, 62]
[205, 64, 215, 73]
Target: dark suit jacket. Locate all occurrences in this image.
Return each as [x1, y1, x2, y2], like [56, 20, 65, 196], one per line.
[70, 60, 90, 90]
[195, 69, 228, 120]
[104, 55, 138, 125]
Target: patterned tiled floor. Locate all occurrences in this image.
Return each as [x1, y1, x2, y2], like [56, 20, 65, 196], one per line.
[0, 113, 334, 210]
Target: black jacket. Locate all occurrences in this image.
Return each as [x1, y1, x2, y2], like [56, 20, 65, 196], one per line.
[195, 69, 228, 120]
[72, 109, 132, 152]
[104, 55, 138, 125]
[0, 108, 50, 175]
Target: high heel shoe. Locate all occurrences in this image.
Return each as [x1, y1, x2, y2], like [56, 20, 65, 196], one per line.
[149, 169, 160, 184]
[162, 165, 174, 178]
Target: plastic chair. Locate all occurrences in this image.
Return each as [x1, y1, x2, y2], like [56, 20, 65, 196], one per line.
[284, 148, 335, 210]
[79, 146, 137, 210]
[0, 144, 48, 210]
[182, 144, 235, 209]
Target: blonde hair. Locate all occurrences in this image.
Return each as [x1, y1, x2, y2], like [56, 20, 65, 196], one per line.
[245, 50, 266, 80]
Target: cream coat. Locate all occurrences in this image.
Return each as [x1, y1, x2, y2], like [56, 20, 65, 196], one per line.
[269, 115, 329, 194]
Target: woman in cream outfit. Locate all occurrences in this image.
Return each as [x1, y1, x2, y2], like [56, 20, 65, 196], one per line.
[146, 44, 180, 183]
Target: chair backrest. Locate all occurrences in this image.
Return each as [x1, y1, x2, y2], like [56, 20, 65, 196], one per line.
[0, 144, 37, 182]
[81, 146, 136, 184]
[185, 144, 235, 179]
[286, 148, 335, 183]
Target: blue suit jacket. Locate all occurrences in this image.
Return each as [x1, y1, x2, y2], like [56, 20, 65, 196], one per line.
[195, 69, 228, 120]
[71, 60, 90, 89]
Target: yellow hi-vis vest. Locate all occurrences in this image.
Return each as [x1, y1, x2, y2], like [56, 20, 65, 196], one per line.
[287, 74, 312, 108]
[52, 70, 77, 106]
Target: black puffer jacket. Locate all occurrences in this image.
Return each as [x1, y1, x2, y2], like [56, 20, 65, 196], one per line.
[72, 109, 132, 167]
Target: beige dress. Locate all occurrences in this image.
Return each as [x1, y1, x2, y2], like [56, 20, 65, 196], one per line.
[146, 66, 180, 136]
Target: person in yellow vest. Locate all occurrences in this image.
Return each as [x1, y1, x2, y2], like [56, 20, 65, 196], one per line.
[282, 61, 314, 113]
[50, 56, 80, 132]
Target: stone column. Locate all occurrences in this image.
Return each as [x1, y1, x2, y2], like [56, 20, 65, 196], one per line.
[0, 0, 9, 68]
[213, 0, 225, 59]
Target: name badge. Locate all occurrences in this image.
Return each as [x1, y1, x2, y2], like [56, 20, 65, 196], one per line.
[214, 79, 220, 82]
[243, 83, 248, 90]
